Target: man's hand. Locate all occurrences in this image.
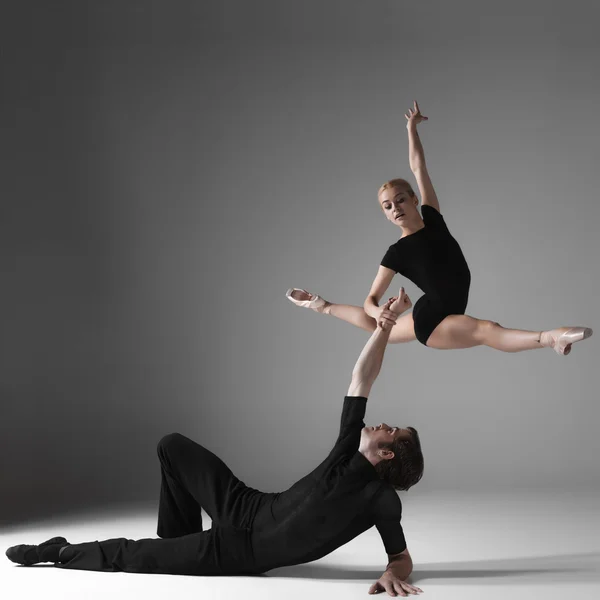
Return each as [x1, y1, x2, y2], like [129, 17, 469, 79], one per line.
[375, 302, 399, 332]
[404, 100, 428, 129]
[368, 570, 423, 596]
[377, 288, 412, 331]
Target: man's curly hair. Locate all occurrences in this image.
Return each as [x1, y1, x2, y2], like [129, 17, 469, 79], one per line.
[373, 427, 424, 491]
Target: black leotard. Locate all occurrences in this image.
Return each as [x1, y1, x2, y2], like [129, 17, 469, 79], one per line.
[380, 204, 471, 346]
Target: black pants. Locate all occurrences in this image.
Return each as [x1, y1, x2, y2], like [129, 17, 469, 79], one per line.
[57, 433, 273, 575]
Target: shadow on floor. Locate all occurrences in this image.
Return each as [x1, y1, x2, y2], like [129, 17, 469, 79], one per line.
[267, 551, 600, 584]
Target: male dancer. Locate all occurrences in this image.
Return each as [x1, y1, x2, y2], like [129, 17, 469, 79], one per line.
[7, 288, 424, 597]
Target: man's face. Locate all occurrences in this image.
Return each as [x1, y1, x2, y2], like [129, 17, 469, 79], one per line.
[360, 422, 413, 450]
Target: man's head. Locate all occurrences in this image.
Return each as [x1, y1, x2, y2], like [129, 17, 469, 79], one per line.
[359, 423, 424, 491]
[377, 179, 420, 228]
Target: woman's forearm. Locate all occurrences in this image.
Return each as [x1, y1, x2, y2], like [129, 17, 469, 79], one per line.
[407, 124, 426, 172]
[363, 296, 380, 320]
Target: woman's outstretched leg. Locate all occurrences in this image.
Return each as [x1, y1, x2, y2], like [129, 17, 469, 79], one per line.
[286, 289, 417, 343]
[286, 290, 592, 354]
[427, 315, 593, 355]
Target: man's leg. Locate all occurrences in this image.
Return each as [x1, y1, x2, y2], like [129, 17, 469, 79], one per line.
[54, 527, 254, 575]
[7, 529, 256, 575]
[157, 433, 265, 538]
[7, 435, 263, 575]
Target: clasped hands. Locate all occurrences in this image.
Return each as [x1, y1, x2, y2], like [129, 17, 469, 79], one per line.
[376, 288, 412, 332]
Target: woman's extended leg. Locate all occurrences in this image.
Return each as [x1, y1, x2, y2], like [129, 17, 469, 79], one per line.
[285, 290, 592, 354]
[325, 303, 417, 344]
[286, 289, 417, 344]
[427, 315, 593, 354]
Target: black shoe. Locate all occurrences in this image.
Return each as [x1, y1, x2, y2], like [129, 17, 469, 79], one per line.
[6, 536, 69, 566]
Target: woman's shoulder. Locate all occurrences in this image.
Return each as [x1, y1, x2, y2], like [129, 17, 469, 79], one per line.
[421, 203, 450, 231]
[421, 203, 443, 218]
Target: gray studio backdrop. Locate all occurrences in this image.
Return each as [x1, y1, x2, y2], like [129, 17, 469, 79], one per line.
[2, 0, 599, 525]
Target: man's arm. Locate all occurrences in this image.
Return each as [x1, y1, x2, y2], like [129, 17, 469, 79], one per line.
[387, 549, 414, 581]
[347, 323, 392, 399]
[347, 289, 410, 398]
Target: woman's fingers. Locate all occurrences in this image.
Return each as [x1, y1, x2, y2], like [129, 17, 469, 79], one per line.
[405, 101, 428, 123]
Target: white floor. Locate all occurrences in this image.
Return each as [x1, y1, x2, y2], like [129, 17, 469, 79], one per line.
[2, 490, 599, 600]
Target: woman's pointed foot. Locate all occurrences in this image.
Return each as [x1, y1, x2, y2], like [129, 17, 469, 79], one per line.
[285, 288, 332, 314]
[541, 327, 593, 356]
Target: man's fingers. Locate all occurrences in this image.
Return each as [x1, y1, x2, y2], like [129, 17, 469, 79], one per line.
[391, 581, 410, 596]
[400, 582, 422, 595]
[368, 582, 383, 594]
[382, 581, 398, 596]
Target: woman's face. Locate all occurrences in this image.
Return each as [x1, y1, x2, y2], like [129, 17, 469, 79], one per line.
[378, 186, 419, 227]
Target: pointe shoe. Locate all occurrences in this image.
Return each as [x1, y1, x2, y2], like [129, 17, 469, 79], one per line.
[285, 288, 327, 311]
[547, 327, 593, 356]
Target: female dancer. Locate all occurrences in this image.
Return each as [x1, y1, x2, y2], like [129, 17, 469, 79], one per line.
[286, 101, 592, 356]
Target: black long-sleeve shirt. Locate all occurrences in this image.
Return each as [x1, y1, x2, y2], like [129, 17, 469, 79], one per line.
[251, 396, 407, 572]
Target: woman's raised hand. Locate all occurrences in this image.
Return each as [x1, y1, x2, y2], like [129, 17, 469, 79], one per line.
[388, 287, 412, 316]
[405, 100, 428, 128]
